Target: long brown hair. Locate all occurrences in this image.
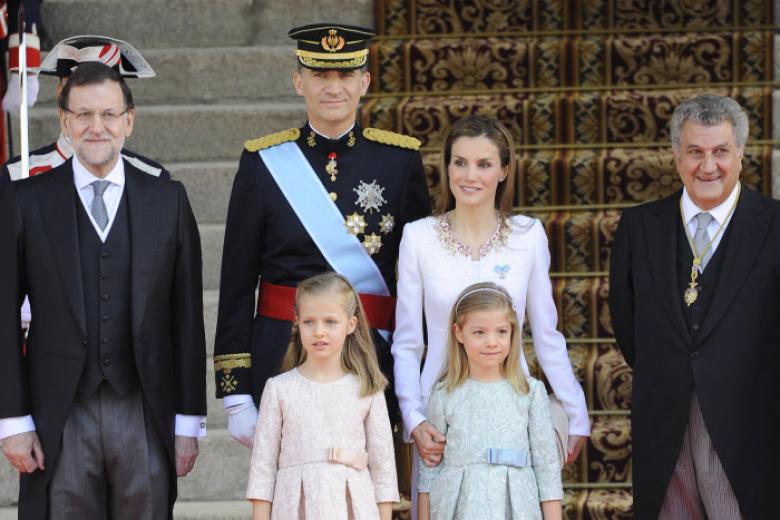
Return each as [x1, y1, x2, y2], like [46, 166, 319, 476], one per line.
[436, 115, 517, 217]
[280, 272, 387, 397]
[440, 282, 528, 394]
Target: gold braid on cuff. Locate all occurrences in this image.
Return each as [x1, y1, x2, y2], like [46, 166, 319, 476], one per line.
[214, 353, 252, 371]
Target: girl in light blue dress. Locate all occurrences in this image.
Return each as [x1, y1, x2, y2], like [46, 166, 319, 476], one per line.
[417, 282, 563, 520]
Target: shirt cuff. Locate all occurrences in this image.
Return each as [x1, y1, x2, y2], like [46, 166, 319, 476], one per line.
[175, 414, 207, 438]
[568, 416, 592, 436]
[405, 410, 427, 441]
[0, 415, 36, 440]
[224, 394, 254, 409]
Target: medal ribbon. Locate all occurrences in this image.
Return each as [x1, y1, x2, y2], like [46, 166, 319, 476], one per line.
[679, 183, 740, 306]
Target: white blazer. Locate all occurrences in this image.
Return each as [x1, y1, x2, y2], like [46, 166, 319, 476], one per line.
[392, 215, 590, 440]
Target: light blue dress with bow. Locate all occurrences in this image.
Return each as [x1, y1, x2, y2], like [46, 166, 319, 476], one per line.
[418, 377, 563, 519]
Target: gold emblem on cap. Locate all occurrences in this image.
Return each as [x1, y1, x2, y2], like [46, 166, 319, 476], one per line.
[322, 29, 346, 53]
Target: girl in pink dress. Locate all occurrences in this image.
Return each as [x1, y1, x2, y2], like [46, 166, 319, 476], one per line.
[247, 272, 399, 520]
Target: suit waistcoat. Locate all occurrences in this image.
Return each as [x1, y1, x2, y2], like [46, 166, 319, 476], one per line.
[75, 188, 139, 397]
[676, 216, 733, 342]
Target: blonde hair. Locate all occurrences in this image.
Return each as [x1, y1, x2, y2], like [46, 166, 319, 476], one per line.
[280, 272, 387, 397]
[436, 115, 517, 221]
[441, 282, 529, 394]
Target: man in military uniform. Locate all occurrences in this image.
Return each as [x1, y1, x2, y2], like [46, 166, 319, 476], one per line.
[214, 23, 431, 446]
[1, 35, 170, 334]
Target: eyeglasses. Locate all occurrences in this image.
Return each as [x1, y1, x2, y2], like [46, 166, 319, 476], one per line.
[64, 108, 128, 126]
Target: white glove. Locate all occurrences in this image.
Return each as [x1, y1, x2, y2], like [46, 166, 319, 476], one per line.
[227, 402, 258, 448]
[3, 73, 39, 113]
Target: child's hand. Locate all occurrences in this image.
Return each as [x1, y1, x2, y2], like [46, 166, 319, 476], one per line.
[566, 435, 586, 464]
[411, 421, 446, 466]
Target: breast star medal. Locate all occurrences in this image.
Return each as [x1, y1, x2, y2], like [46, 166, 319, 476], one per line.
[345, 212, 367, 235]
[363, 233, 382, 255]
[353, 180, 386, 214]
[326, 152, 338, 182]
[379, 214, 395, 234]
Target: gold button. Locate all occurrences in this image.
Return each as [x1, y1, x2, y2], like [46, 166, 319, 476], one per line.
[330, 192, 338, 201]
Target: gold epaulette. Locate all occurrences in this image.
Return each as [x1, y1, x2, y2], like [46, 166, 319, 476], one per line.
[244, 128, 301, 152]
[363, 127, 421, 151]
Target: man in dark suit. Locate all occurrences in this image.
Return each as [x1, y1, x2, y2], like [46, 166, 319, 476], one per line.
[0, 62, 207, 519]
[1, 34, 169, 359]
[609, 94, 779, 519]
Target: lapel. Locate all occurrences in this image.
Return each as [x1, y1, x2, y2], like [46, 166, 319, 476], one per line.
[695, 188, 771, 345]
[124, 160, 161, 335]
[644, 190, 692, 348]
[38, 160, 87, 334]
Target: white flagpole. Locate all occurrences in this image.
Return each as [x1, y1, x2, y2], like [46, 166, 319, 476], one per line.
[18, 7, 29, 179]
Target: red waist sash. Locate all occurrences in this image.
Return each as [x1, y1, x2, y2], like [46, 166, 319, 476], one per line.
[257, 282, 396, 331]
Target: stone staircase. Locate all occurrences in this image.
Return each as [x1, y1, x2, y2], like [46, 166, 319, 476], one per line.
[0, 0, 372, 518]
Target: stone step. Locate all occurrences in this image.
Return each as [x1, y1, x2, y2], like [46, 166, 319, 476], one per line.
[37, 46, 299, 106]
[200, 223, 225, 293]
[179, 429, 250, 501]
[0, 458, 15, 508]
[171, 162, 236, 224]
[0, 502, 252, 520]
[174, 500, 251, 519]
[0, 429, 250, 508]
[41, 0, 373, 49]
[10, 103, 307, 164]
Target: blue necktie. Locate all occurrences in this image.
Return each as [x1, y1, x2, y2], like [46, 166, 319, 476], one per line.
[90, 180, 110, 231]
[694, 212, 714, 270]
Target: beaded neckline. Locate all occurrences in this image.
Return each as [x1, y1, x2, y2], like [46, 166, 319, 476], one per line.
[435, 212, 509, 258]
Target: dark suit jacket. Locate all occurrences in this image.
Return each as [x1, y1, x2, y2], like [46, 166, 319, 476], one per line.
[0, 159, 207, 519]
[608, 187, 780, 519]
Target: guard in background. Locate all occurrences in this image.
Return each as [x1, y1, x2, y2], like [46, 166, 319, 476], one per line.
[213, 23, 431, 447]
[0, 0, 43, 113]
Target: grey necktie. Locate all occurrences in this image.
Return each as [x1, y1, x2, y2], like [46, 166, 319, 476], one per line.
[693, 212, 714, 270]
[90, 180, 110, 231]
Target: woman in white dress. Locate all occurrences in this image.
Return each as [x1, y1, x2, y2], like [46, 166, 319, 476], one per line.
[392, 116, 590, 516]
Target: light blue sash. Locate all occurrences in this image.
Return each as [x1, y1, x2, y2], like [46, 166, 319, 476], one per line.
[259, 143, 391, 336]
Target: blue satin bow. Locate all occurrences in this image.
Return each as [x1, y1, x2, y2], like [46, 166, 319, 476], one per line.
[485, 448, 530, 467]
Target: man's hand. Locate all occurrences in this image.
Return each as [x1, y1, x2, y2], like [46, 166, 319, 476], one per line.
[227, 402, 257, 448]
[175, 436, 198, 477]
[1, 431, 44, 473]
[411, 421, 446, 467]
[566, 435, 586, 464]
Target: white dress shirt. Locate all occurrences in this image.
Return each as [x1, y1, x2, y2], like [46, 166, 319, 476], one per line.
[392, 215, 591, 440]
[0, 156, 206, 440]
[680, 182, 740, 270]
